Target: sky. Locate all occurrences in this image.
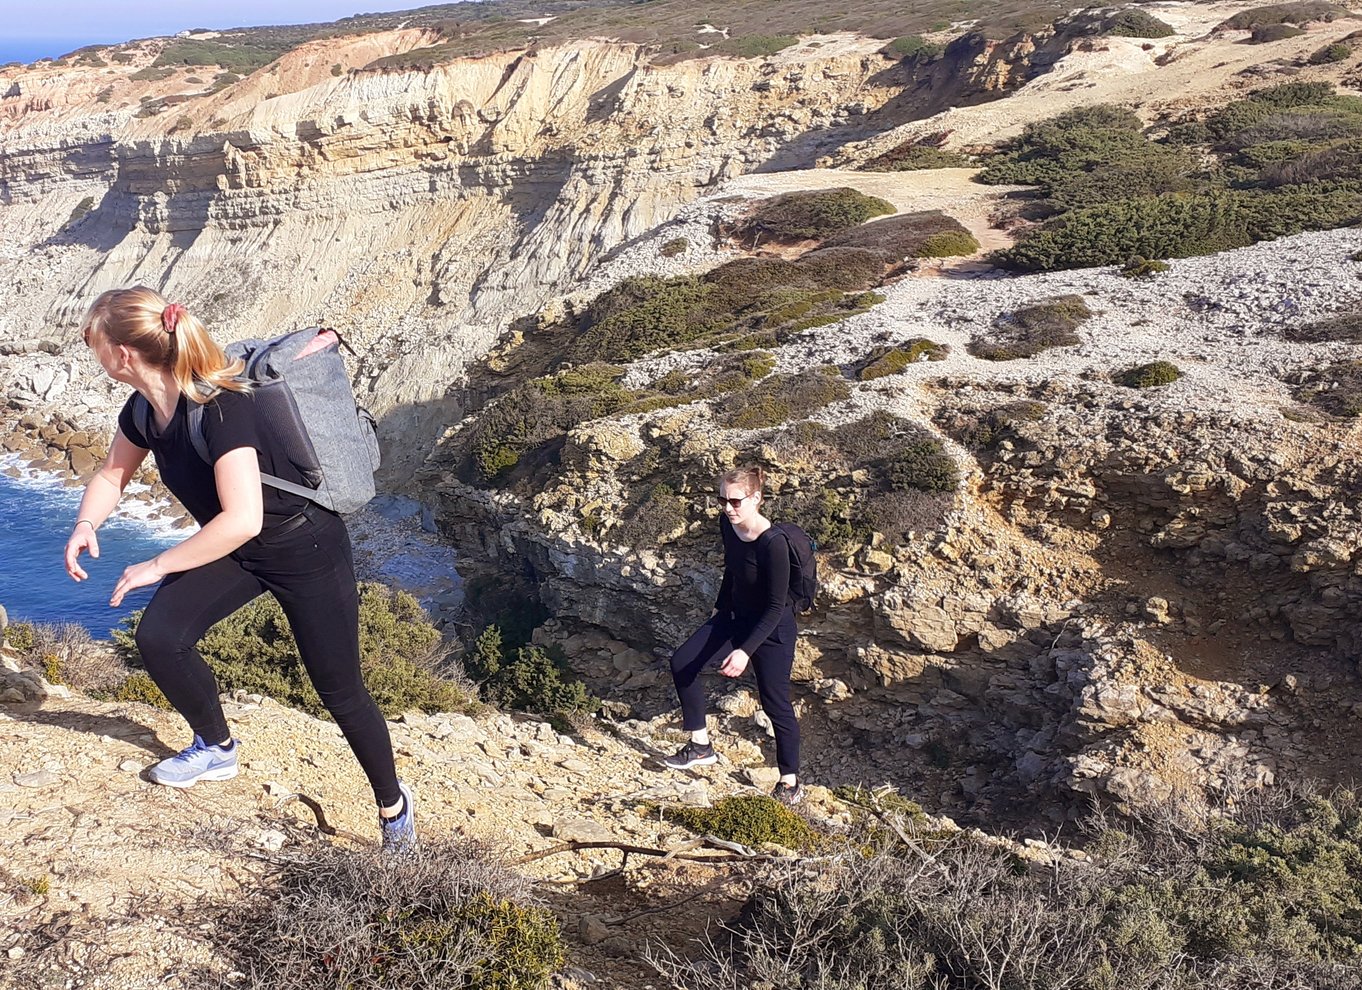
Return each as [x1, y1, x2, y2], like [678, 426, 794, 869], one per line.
[2, 1, 451, 61]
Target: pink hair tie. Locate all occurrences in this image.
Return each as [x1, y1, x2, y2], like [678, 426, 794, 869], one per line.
[162, 303, 186, 334]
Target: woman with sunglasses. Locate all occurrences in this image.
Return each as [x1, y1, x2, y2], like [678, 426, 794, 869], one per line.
[63, 286, 415, 849]
[662, 466, 803, 805]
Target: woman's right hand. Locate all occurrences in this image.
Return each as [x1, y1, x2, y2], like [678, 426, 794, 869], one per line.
[65, 524, 100, 581]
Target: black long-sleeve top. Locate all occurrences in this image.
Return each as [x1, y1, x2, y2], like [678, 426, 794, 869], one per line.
[714, 516, 792, 656]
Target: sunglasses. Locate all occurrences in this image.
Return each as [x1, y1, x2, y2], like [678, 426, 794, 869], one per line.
[713, 493, 753, 508]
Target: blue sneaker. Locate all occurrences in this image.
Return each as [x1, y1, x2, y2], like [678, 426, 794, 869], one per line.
[148, 735, 239, 788]
[380, 781, 417, 852]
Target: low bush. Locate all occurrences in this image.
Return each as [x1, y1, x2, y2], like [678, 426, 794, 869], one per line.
[993, 187, 1362, 272]
[1294, 359, 1362, 415]
[857, 339, 948, 379]
[464, 625, 597, 719]
[885, 35, 943, 60]
[663, 795, 819, 850]
[735, 187, 896, 245]
[110, 671, 173, 709]
[884, 441, 959, 493]
[1119, 360, 1184, 388]
[720, 367, 851, 429]
[612, 482, 691, 547]
[861, 143, 969, 172]
[4, 621, 34, 652]
[221, 840, 564, 990]
[1285, 310, 1362, 342]
[1120, 255, 1172, 278]
[469, 364, 634, 479]
[573, 276, 719, 363]
[1250, 22, 1307, 42]
[1219, 1, 1350, 31]
[659, 236, 689, 257]
[129, 65, 176, 82]
[939, 400, 1048, 450]
[113, 583, 473, 719]
[917, 230, 980, 257]
[822, 210, 976, 263]
[1104, 9, 1175, 38]
[784, 488, 861, 553]
[153, 37, 294, 74]
[654, 787, 1362, 990]
[717, 34, 798, 58]
[792, 247, 885, 291]
[1311, 41, 1356, 64]
[969, 295, 1092, 359]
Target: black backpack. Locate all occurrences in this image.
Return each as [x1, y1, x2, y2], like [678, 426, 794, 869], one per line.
[763, 522, 819, 613]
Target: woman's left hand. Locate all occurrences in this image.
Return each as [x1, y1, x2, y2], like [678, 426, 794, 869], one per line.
[110, 557, 166, 607]
[718, 648, 750, 678]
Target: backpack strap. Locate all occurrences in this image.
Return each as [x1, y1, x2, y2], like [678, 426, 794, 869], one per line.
[187, 393, 318, 501]
[132, 394, 153, 448]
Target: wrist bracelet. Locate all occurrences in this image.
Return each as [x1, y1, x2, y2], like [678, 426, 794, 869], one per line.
[75, 519, 96, 532]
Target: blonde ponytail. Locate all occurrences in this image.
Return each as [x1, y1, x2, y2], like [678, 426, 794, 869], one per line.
[80, 286, 246, 402]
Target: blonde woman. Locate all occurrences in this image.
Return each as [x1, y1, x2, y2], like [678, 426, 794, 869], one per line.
[663, 466, 803, 804]
[64, 287, 415, 849]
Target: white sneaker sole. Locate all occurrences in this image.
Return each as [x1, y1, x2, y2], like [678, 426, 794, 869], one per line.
[150, 763, 239, 789]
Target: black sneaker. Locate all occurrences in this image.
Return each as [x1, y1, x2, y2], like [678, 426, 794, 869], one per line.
[772, 780, 804, 806]
[662, 741, 718, 770]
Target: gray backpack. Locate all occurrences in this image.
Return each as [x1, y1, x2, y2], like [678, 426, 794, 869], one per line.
[136, 328, 380, 513]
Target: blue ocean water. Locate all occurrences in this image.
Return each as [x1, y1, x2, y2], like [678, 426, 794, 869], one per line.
[0, 460, 180, 637]
[0, 40, 106, 65]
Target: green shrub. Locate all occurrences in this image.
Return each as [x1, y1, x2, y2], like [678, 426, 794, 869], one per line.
[720, 367, 850, 429]
[886, 35, 943, 60]
[861, 144, 969, 172]
[784, 488, 861, 553]
[222, 840, 564, 990]
[464, 626, 597, 719]
[737, 187, 896, 244]
[939, 400, 1048, 450]
[719, 34, 798, 58]
[111, 672, 173, 710]
[113, 584, 472, 718]
[95, 85, 114, 104]
[916, 230, 979, 257]
[993, 188, 1362, 272]
[573, 275, 720, 362]
[659, 236, 689, 257]
[1119, 361, 1184, 388]
[857, 340, 947, 379]
[1286, 311, 1362, 342]
[613, 482, 690, 546]
[822, 210, 976, 262]
[1120, 255, 1171, 278]
[153, 38, 293, 74]
[129, 65, 176, 82]
[1311, 42, 1355, 64]
[330, 62, 343, 76]
[663, 795, 819, 849]
[1104, 9, 1175, 38]
[1250, 22, 1307, 42]
[794, 247, 885, 290]
[969, 295, 1092, 359]
[1294, 360, 1362, 416]
[469, 365, 634, 479]
[884, 441, 959, 493]
[1219, 1, 1350, 31]
[5, 621, 34, 652]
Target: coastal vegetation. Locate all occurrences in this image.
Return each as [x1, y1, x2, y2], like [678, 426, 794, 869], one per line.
[968, 295, 1093, 359]
[986, 85, 1362, 272]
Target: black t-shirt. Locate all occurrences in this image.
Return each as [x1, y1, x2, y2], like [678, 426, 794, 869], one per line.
[118, 389, 310, 528]
[714, 515, 793, 655]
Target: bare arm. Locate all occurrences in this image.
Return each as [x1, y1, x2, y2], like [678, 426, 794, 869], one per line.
[65, 430, 148, 581]
[109, 446, 264, 606]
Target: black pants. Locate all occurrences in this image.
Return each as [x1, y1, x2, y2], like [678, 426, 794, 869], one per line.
[669, 610, 800, 776]
[133, 507, 401, 807]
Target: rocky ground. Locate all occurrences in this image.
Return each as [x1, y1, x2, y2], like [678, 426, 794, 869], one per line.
[0, 645, 1016, 990]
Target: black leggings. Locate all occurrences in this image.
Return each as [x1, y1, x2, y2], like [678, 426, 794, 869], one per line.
[133, 508, 401, 807]
[669, 610, 800, 776]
